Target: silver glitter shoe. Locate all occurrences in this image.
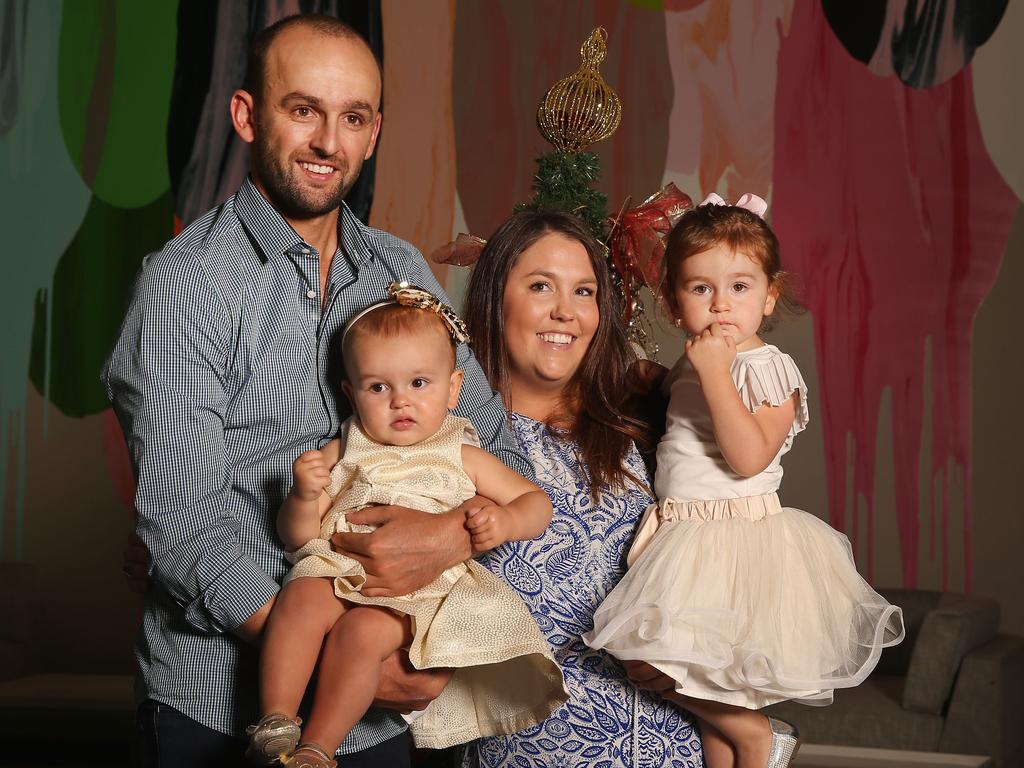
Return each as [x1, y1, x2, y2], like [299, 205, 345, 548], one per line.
[245, 712, 302, 765]
[766, 717, 800, 768]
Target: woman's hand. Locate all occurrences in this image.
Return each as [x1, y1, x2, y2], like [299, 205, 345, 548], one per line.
[330, 500, 478, 596]
[622, 660, 677, 694]
[375, 650, 454, 713]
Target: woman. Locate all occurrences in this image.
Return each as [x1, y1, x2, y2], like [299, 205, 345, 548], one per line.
[460, 210, 703, 767]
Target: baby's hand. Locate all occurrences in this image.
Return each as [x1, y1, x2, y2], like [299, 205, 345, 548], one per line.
[466, 504, 512, 553]
[291, 450, 331, 502]
[685, 323, 736, 376]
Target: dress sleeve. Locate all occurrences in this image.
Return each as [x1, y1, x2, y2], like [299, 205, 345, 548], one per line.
[736, 351, 810, 436]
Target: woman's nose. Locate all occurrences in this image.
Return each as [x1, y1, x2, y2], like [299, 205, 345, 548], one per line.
[551, 292, 575, 320]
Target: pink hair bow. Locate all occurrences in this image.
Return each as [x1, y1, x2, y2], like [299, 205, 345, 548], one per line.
[698, 192, 768, 218]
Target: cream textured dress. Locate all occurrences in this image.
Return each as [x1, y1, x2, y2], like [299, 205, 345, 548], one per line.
[285, 413, 567, 748]
[585, 345, 904, 709]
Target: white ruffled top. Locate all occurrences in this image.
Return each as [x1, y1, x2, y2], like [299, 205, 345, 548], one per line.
[654, 344, 809, 503]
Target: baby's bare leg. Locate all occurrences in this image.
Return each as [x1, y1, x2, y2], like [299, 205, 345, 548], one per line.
[260, 577, 346, 717]
[300, 605, 412, 754]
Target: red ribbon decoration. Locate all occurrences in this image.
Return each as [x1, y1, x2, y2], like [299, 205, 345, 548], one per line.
[607, 182, 693, 322]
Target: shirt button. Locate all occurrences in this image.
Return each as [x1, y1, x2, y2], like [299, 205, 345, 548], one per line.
[306, 290, 316, 299]
[300, 247, 310, 254]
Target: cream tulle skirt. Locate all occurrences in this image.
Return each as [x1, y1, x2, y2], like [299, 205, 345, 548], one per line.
[584, 493, 905, 709]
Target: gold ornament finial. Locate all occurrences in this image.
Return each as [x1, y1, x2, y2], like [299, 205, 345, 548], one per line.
[536, 27, 622, 153]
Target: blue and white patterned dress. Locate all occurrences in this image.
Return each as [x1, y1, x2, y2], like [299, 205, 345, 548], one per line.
[462, 413, 703, 768]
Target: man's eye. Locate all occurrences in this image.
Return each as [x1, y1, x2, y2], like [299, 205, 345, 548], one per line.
[345, 113, 366, 126]
[294, 106, 314, 118]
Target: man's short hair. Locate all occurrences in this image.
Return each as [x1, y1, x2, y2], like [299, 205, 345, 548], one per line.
[243, 13, 381, 101]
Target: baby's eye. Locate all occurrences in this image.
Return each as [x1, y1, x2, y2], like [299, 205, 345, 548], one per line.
[691, 285, 710, 295]
[368, 383, 387, 393]
[732, 283, 749, 293]
[411, 378, 429, 389]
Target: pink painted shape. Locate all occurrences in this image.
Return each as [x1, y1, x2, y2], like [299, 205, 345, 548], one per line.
[101, 408, 135, 514]
[663, 0, 793, 197]
[773, 1, 1017, 589]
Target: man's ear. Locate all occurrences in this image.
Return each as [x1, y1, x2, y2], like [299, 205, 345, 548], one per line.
[230, 89, 257, 144]
[363, 112, 383, 160]
[447, 369, 464, 410]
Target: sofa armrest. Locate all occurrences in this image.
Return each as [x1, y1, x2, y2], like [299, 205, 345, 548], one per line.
[902, 593, 999, 714]
[939, 633, 1024, 767]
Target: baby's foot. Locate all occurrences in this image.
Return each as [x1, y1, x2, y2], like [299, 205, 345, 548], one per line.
[281, 743, 337, 768]
[245, 712, 302, 765]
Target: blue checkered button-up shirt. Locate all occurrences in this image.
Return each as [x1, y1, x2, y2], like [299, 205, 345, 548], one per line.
[103, 177, 528, 748]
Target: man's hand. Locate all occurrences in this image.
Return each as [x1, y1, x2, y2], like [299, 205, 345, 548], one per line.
[330, 499, 479, 597]
[375, 650, 454, 713]
[291, 450, 331, 502]
[466, 504, 512, 553]
[122, 533, 152, 594]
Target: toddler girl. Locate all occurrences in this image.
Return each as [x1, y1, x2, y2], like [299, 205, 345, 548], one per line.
[585, 194, 904, 768]
[248, 283, 566, 768]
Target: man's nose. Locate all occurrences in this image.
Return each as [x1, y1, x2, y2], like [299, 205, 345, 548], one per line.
[310, 119, 340, 157]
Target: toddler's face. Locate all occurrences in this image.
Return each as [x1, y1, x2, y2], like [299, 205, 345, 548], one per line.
[672, 243, 777, 352]
[343, 326, 463, 446]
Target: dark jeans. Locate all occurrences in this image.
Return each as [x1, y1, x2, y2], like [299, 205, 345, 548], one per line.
[135, 700, 411, 767]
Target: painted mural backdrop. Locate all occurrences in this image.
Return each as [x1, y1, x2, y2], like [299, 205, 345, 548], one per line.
[2, 0, 1021, 595]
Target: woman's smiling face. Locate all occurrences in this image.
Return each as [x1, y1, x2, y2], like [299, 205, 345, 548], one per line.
[501, 232, 600, 399]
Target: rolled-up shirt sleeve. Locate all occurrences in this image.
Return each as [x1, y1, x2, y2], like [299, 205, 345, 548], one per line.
[103, 254, 279, 634]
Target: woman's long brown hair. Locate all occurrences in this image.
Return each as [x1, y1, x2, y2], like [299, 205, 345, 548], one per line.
[462, 210, 654, 495]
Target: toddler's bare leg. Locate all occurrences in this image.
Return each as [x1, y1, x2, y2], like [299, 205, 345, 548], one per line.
[300, 606, 412, 755]
[696, 716, 737, 768]
[260, 577, 346, 717]
[669, 695, 770, 768]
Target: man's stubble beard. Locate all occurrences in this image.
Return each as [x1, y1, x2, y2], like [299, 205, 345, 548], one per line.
[251, 121, 357, 220]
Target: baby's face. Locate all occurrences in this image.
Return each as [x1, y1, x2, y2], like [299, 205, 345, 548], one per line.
[343, 326, 463, 446]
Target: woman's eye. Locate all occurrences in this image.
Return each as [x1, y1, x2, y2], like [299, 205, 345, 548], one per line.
[575, 286, 595, 297]
[411, 378, 428, 388]
[529, 282, 551, 292]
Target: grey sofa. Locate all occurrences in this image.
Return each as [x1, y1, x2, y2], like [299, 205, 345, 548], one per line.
[766, 588, 1024, 767]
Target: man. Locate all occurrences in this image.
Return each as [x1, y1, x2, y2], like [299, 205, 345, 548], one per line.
[104, 14, 525, 767]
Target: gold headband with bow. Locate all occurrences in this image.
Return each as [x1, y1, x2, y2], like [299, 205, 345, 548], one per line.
[342, 282, 471, 346]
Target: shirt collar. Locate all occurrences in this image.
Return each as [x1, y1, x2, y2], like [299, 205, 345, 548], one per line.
[235, 176, 376, 267]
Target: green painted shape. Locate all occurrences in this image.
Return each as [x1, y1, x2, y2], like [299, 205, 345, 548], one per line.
[59, 0, 177, 209]
[629, 0, 664, 9]
[29, 191, 175, 418]
[1, 0, 93, 558]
